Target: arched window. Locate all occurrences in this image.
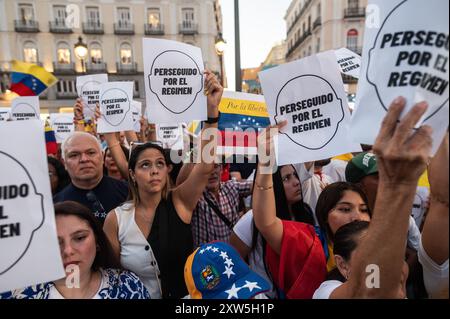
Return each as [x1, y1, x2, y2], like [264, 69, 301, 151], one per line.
[120, 43, 132, 65]
[347, 29, 358, 50]
[90, 42, 102, 64]
[23, 41, 38, 63]
[57, 42, 71, 64]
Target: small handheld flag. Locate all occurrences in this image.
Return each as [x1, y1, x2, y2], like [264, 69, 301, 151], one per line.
[10, 60, 58, 96]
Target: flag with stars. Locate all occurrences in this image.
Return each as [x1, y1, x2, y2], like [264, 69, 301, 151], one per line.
[10, 60, 58, 96]
[184, 241, 270, 299]
[217, 91, 270, 156]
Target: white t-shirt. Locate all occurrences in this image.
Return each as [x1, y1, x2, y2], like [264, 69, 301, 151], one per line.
[312, 280, 343, 299]
[322, 159, 348, 183]
[407, 215, 421, 251]
[418, 238, 449, 299]
[232, 210, 277, 298]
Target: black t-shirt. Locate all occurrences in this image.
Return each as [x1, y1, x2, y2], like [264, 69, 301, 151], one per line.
[53, 176, 128, 225]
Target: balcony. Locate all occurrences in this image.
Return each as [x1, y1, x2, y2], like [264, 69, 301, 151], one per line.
[116, 62, 138, 74]
[344, 7, 366, 19]
[313, 17, 322, 30]
[144, 23, 164, 36]
[86, 62, 107, 73]
[179, 22, 198, 35]
[49, 21, 72, 33]
[82, 21, 104, 34]
[286, 29, 312, 58]
[114, 22, 135, 35]
[14, 20, 39, 32]
[56, 91, 78, 99]
[53, 62, 75, 74]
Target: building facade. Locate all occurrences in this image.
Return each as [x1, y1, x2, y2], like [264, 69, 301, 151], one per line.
[242, 41, 286, 94]
[0, 0, 223, 114]
[285, 0, 367, 93]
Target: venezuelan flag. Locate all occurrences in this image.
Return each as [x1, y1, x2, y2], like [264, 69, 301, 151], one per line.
[10, 60, 58, 96]
[218, 92, 270, 155]
[45, 125, 58, 156]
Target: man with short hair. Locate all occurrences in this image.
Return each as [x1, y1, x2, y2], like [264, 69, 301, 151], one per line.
[54, 132, 128, 225]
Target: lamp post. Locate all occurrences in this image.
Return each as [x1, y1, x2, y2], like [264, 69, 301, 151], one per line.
[215, 32, 226, 86]
[74, 36, 88, 73]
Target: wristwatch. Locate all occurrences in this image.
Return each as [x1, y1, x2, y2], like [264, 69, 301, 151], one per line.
[205, 112, 220, 124]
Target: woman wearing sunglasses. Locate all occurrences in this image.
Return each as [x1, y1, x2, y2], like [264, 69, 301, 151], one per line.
[102, 70, 223, 299]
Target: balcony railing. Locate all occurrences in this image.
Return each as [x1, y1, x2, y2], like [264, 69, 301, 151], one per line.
[116, 62, 138, 74]
[114, 22, 135, 35]
[49, 21, 72, 33]
[53, 62, 75, 74]
[14, 20, 39, 32]
[286, 29, 312, 58]
[56, 91, 78, 99]
[144, 23, 164, 35]
[179, 22, 198, 35]
[82, 21, 104, 34]
[344, 7, 366, 19]
[86, 62, 107, 73]
[313, 17, 322, 30]
[342, 74, 358, 84]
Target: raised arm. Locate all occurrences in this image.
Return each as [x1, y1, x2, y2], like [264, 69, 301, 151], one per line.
[331, 97, 433, 298]
[172, 70, 222, 223]
[73, 98, 85, 132]
[422, 133, 449, 265]
[252, 122, 287, 254]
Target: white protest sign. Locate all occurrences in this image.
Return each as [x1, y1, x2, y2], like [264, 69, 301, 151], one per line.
[335, 48, 362, 78]
[156, 124, 184, 150]
[76, 74, 108, 119]
[97, 82, 134, 134]
[132, 101, 142, 133]
[0, 121, 65, 293]
[0, 108, 10, 122]
[143, 38, 207, 124]
[49, 113, 74, 143]
[259, 51, 361, 165]
[351, 0, 449, 154]
[10, 96, 40, 121]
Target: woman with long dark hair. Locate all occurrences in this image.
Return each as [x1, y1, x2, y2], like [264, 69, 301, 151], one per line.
[2, 201, 149, 299]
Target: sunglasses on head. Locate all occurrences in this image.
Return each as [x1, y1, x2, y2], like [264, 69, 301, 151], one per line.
[129, 141, 165, 161]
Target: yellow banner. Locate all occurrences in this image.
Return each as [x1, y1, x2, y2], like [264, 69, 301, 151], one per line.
[219, 97, 269, 118]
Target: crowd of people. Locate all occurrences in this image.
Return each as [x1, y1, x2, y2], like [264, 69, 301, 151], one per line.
[1, 69, 448, 300]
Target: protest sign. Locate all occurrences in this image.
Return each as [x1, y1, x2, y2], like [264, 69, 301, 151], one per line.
[156, 124, 184, 150]
[143, 38, 206, 124]
[335, 48, 362, 78]
[76, 74, 108, 119]
[351, 0, 449, 154]
[10, 96, 40, 121]
[97, 82, 134, 134]
[0, 121, 65, 293]
[49, 113, 74, 143]
[218, 91, 270, 155]
[132, 101, 142, 133]
[0, 108, 10, 122]
[259, 51, 361, 165]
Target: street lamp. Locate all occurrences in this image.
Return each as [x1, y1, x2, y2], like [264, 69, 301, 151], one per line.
[74, 36, 88, 73]
[215, 32, 226, 86]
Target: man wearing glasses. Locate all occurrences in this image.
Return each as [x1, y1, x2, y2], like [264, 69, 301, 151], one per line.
[54, 132, 128, 225]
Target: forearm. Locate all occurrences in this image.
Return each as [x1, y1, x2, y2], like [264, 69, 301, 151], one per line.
[422, 199, 449, 265]
[352, 183, 417, 297]
[105, 133, 129, 179]
[125, 131, 138, 144]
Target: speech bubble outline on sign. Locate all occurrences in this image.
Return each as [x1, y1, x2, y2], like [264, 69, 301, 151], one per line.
[100, 88, 132, 127]
[11, 103, 38, 120]
[367, 0, 449, 122]
[274, 74, 345, 150]
[80, 80, 102, 114]
[0, 151, 45, 275]
[149, 50, 204, 114]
